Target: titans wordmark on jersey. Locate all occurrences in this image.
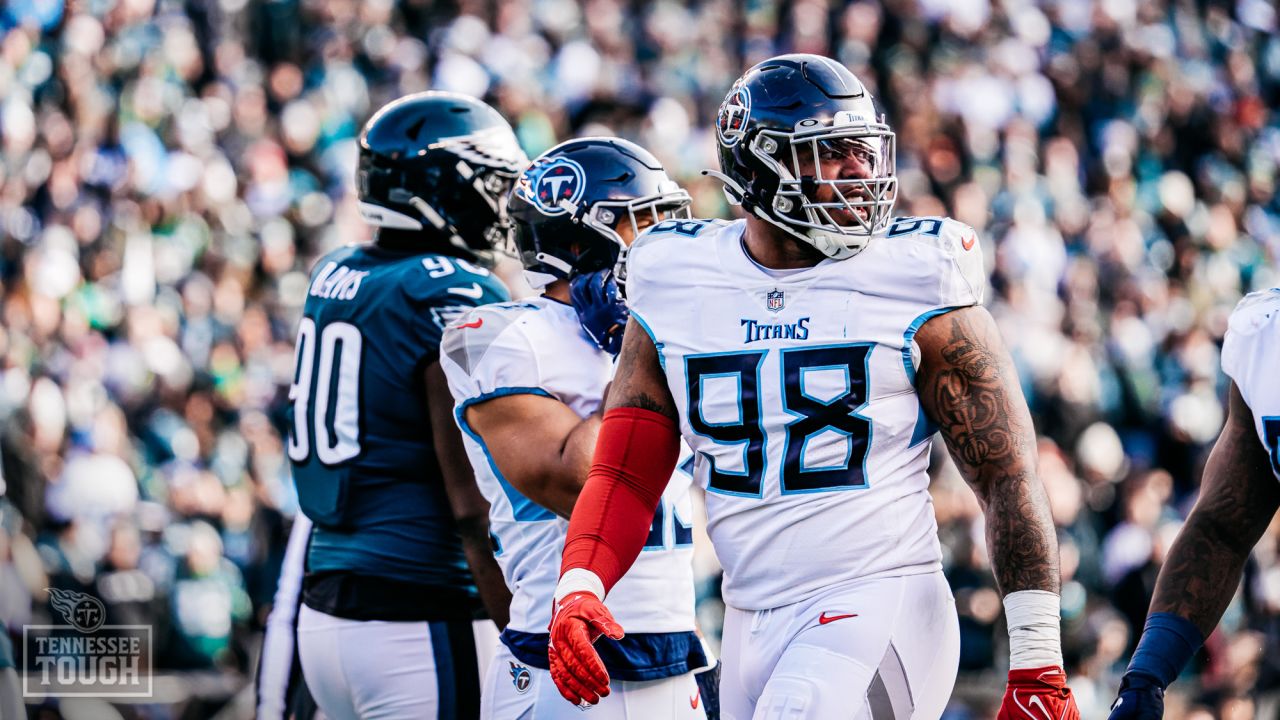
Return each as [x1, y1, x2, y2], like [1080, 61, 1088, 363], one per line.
[288, 245, 507, 591]
[440, 297, 705, 679]
[625, 215, 987, 611]
[1222, 289, 1280, 480]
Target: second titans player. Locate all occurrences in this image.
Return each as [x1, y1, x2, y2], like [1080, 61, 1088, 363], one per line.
[442, 138, 714, 719]
[1109, 288, 1280, 719]
[289, 92, 525, 719]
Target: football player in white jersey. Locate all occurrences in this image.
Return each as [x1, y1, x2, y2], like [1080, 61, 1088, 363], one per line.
[441, 137, 716, 719]
[547, 54, 1081, 719]
[1108, 288, 1280, 719]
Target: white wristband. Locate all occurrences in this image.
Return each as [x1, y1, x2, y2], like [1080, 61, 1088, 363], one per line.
[1003, 589, 1064, 670]
[554, 568, 606, 603]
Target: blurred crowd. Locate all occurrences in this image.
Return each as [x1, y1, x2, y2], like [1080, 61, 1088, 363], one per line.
[0, 0, 1277, 717]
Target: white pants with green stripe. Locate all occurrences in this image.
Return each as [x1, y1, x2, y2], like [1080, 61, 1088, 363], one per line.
[298, 605, 499, 720]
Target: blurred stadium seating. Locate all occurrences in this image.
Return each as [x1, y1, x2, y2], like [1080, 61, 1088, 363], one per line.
[0, 0, 1277, 717]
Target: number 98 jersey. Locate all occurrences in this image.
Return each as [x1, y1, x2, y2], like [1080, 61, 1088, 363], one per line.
[1222, 288, 1280, 481]
[625, 216, 986, 610]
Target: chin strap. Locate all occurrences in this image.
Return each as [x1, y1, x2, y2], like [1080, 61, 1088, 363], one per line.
[700, 169, 746, 202]
[534, 252, 574, 276]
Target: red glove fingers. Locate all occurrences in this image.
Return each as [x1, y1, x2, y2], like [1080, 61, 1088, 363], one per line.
[548, 591, 625, 706]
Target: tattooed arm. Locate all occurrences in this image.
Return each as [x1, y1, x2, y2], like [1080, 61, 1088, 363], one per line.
[1106, 383, 1279, 718]
[603, 318, 678, 417]
[914, 306, 1060, 595]
[1149, 382, 1280, 636]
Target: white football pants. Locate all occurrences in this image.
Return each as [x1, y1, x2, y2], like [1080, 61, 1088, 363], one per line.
[297, 604, 499, 720]
[720, 571, 959, 720]
[481, 641, 707, 719]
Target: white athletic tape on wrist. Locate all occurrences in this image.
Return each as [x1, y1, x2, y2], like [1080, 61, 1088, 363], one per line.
[554, 568, 606, 603]
[1004, 589, 1064, 670]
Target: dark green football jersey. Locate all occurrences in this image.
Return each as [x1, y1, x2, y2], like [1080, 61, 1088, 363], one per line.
[288, 244, 507, 589]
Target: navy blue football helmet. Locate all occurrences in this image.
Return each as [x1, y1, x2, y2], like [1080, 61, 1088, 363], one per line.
[357, 91, 528, 258]
[708, 54, 897, 259]
[509, 137, 691, 288]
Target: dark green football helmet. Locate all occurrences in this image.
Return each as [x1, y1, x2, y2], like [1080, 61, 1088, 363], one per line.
[357, 91, 528, 258]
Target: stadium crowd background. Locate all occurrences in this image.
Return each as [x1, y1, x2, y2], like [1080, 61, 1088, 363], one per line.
[0, 0, 1278, 717]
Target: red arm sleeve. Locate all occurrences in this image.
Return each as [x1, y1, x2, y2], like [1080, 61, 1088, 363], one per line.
[559, 407, 682, 593]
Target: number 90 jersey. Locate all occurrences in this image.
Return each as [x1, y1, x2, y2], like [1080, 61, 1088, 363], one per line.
[625, 216, 986, 610]
[290, 245, 508, 589]
[1222, 289, 1280, 481]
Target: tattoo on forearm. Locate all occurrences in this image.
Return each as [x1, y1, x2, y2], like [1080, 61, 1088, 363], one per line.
[1149, 392, 1280, 636]
[605, 318, 679, 420]
[624, 391, 677, 418]
[921, 311, 1059, 595]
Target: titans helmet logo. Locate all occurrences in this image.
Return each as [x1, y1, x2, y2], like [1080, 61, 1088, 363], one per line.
[517, 155, 586, 216]
[717, 81, 752, 148]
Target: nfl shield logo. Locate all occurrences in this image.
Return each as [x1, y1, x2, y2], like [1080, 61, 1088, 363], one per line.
[766, 288, 785, 312]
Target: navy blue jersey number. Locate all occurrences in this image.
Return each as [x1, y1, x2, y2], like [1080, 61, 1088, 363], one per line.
[685, 343, 873, 497]
[651, 219, 717, 237]
[643, 500, 696, 550]
[780, 344, 873, 492]
[685, 351, 768, 497]
[886, 217, 942, 238]
[1265, 417, 1280, 477]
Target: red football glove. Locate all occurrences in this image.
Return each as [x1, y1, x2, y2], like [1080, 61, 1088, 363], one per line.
[548, 591, 625, 706]
[997, 666, 1081, 720]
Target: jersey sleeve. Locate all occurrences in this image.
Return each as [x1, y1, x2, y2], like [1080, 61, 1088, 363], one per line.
[935, 218, 987, 308]
[1222, 290, 1280, 441]
[406, 257, 510, 362]
[440, 305, 549, 409]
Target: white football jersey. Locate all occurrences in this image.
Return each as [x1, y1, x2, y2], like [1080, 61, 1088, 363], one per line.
[625, 216, 986, 610]
[441, 297, 698, 635]
[1221, 289, 1280, 480]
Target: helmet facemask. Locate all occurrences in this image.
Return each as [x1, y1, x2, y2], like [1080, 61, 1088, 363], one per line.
[575, 182, 694, 249]
[557, 183, 692, 294]
[425, 128, 528, 261]
[749, 118, 897, 259]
